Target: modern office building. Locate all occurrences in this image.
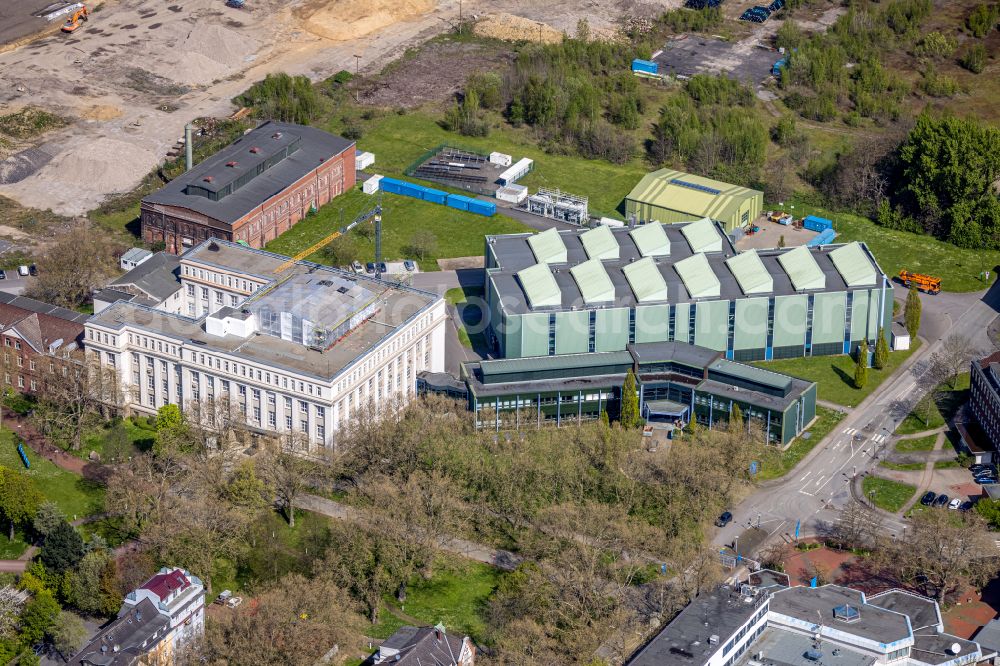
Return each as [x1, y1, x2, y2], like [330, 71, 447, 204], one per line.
[141, 121, 356, 253]
[85, 239, 446, 451]
[627, 576, 984, 666]
[625, 169, 764, 232]
[419, 340, 816, 444]
[959, 352, 1000, 462]
[484, 220, 892, 363]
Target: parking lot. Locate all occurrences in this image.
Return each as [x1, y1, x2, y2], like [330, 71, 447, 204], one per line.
[0, 268, 36, 296]
[653, 34, 779, 84]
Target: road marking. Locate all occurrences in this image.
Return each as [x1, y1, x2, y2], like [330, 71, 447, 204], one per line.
[872, 434, 887, 444]
[843, 427, 857, 435]
[813, 475, 827, 487]
[798, 490, 814, 496]
[800, 471, 813, 482]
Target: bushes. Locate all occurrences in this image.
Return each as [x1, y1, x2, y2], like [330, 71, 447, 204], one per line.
[914, 31, 957, 59]
[235, 73, 322, 124]
[967, 3, 1000, 37]
[659, 7, 723, 32]
[960, 43, 988, 73]
[920, 65, 962, 98]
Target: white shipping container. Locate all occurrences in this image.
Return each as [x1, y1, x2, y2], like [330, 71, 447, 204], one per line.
[356, 151, 376, 170]
[497, 157, 534, 186]
[599, 217, 625, 228]
[496, 185, 528, 204]
[362, 174, 383, 195]
[489, 152, 512, 167]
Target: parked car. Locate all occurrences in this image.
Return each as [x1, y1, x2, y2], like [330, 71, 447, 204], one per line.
[715, 511, 733, 527]
[351, 261, 364, 274]
[16, 265, 28, 277]
[948, 498, 962, 510]
[377, 262, 388, 274]
[920, 491, 936, 506]
[934, 494, 949, 507]
[960, 501, 974, 512]
[28, 264, 37, 276]
[975, 476, 997, 485]
[404, 259, 416, 272]
[0, 270, 6, 280]
[215, 590, 232, 605]
[365, 262, 375, 274]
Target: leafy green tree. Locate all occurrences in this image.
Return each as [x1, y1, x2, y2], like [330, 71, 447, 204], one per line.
[235, 73, 322, 124]
[320, 234, 358, 268]
[50, 610, 88, 657]
[0, 466, 42, 540]
[226, 459, 271, 513]
[40, 522, 84, 574]
[854, 340, 870, 389]
[730, 403, 744, 431]
[620, 369, 640, 428]
[153, 403, 191, 456]
[155, 404, 182, 431]
[17, 589, 60, 645]
[874, 329, 889, 369]
[32, 501, 64, 540]
[977, 498, 1000, 528]
[905, 285, 922, 339]
[69, 550, 110, 615]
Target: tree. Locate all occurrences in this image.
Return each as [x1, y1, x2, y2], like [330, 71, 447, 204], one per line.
[153, 404, 192, 457]
[854, 340, 869, 389]
[874, 328, 889, 369]
[905, 285, 921, 339]
[887, 508, 999, 601]
[930, 333, 979, 388]
[0, 586, 27, 640]
[30, 352, 119, 451]
[25, 226, 121, 309]
[406, 230, 438, 262]
[0, 466, 42, 540]
[261, 441, 316, 528]
[50, 610, 88, 658]
[778, 235, 786, 248]
[960, 43, 988, 73]
[619, 369, 639, 428]
[235, 73, 322, 124]
[729, 403, 744, 432]
[319, 234, 358, 267]
[69, 550, 111, 615]
[40, 522, 84, 574]
[913, 390, 940, 426]
[192, 573, 363, 666]
[831, 499, 882, 550]
[225, 459, 271, 513]
[325, 524, 411, 623]
[18, 589, 60, 645]
[32, 501, 65, 540]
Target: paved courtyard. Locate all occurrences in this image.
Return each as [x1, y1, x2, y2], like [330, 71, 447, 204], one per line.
[735, 216, 820, 251]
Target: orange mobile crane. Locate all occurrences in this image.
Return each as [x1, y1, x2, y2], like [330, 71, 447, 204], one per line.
[899, 269, 941, 294]
[62, 5, 89, 33]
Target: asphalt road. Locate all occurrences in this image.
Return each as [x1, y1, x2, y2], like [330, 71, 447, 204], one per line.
[715, 281, 1000, 554]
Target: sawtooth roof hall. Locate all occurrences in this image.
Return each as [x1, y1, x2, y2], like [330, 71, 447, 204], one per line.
[484, 219, 891, 363]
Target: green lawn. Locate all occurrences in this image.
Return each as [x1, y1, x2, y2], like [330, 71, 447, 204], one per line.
[77, 417, 157, 462]
[378, 556, 500, 643]
[264, 187, 529, 271]
[895, 372, 970, 434]
[445, 286, 486, 350]
[332, 110, 648, 220]
[0, 528, 30, 559]
[780, 198, 999, 293]
[895, 433, 938, 453]
[752, 340, 921, 408]
[880, 461, 925, 471]
[862, 476, 917, 513]
[934, 459, 962, 469]
[757, 406, 844, 480]
[0, 429, 104, 519]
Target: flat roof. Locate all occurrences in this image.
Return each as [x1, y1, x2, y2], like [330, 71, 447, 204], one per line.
[488, 239, 884, 316]
[627, 585, 768, 666]
[770, 586, 911, 645]
[630, 341, 721, 368]
[479, 351, 633, 378]
[910, 633, 979, 665]
[727, 249, 773, 295]
[89, 241, 438, 381]
[142, 121, 354, 226]
[710, 358, 792, 392]
[738, 627, 876, 666]
[630, 222, 672, 257]
[866, 590, 940, 632]
[570, 259, 615, 304]
[181, 240, 286, 281]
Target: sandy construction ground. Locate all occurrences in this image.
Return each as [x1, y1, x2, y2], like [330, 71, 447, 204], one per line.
[0, 0, 657, 216]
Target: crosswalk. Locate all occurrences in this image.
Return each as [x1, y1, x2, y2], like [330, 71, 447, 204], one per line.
[841, 427, 888, 443]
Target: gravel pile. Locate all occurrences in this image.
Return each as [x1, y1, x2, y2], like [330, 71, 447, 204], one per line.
[0, 147, 52, 184]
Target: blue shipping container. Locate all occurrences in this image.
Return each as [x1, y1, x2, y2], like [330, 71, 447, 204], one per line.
[632, 58, 658, 75]
[446, 195, 472, 211]
[468, 200, 496, 217]
[379, 177, 404, 194]
[803, 214, 833, 232]
[422, 188, 448, 205]
[807, 228, 837, 247]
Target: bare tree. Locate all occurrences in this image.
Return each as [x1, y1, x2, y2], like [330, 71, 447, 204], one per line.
[912, 390, 940, 427]
[260, 434, 318, 528]
[29, 351, 120, 450]
[831, 499, 883, 550]
[930, 334, 980, 389]
[25, 225, 122, 309]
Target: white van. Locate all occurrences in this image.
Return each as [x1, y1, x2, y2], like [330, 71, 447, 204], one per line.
[16, 266, 28, 277]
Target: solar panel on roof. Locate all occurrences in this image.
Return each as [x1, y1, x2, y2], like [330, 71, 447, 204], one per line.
[670, 178, 722, 195]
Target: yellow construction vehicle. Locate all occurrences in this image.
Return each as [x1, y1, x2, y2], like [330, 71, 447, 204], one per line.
[62, 5, 89, 33]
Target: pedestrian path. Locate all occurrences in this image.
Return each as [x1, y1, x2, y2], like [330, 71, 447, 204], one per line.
[840, 426, 888, 443]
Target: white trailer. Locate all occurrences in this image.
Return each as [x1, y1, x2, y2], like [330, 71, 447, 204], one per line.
[497, 157, 533, 186]
[489, 152, 512, 167]
[362, 174, 382, 195]
[355, 150, 375, 170]
[496, 184, 528, 204]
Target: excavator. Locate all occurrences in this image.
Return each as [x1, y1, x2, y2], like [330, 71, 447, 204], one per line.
[61, 5, 89, 33]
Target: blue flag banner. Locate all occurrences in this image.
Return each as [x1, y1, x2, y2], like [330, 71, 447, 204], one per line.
[795, 520, 801, 540]
[810, 577, 817, 588]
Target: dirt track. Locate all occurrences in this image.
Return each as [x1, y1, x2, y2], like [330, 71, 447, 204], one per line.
[0, 0, 659, 216]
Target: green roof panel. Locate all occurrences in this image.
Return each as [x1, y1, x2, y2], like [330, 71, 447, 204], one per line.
[479, 350, 633, 377]
[708, 358, 793, 391]
[570, 258, 615, 304]
[580, 224, 620, 260]
[829, 242, 876, 287]
[726, 249, 773, 295]
[777, 246, 826, 291]
[517, 263, 562, 308]
[673, 253, 720, 299]
[681, 217, 723, 253]
[622, 256, 669, 302]
[629, 223, 671, 257]
[626, 168, 763, 227]
[527, 228, 567, 264]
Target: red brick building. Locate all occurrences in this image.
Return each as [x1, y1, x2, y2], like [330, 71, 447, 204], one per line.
[0, 293, 88, 394]
[141, 121, 356, 254]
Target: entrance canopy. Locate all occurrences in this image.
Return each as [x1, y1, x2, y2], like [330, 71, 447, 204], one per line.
[643, 398, 690, 419]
